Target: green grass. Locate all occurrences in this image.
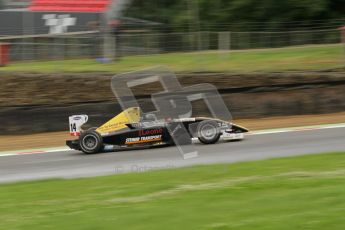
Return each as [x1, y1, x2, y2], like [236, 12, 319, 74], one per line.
[2, 44, 344, 73]
[1, 152, 345, 230]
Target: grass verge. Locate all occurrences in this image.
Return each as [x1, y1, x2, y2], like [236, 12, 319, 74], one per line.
[1, 152, 345, 229]
[1, 44, 344, 73]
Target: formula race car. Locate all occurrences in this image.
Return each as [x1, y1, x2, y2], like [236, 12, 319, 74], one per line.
[66, 107, 249, 154]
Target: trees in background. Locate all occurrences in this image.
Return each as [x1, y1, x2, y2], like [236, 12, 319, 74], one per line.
[125, 0, 345, 31]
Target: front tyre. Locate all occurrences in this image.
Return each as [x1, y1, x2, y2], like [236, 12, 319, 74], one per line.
[197, 120, 221, 144]
[79, 130, 103, 154]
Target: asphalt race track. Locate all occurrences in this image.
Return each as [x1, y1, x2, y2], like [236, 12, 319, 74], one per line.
[1, 127, 345, 183]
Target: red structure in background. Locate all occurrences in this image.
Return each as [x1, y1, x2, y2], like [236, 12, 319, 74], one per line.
[0, 43, 10, 66]
[29, 0, 112, 12]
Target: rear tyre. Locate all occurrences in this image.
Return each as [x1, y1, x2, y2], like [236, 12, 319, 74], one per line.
[79, 130, 103, 154]
[197, 120, 221, 144]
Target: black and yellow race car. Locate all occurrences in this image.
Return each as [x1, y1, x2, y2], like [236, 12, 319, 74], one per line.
[66, 107, 248, 154]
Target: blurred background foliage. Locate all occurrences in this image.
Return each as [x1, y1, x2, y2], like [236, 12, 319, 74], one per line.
[125, 0, 345, 31]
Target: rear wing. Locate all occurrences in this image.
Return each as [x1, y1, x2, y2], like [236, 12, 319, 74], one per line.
[69, 115, 88, 136]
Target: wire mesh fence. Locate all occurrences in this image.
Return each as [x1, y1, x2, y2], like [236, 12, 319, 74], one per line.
[0, 28, 342, 62]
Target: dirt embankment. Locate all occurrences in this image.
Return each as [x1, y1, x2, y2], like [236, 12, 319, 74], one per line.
[0, 71, 344, 106]
[1, 71, 345, 134]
